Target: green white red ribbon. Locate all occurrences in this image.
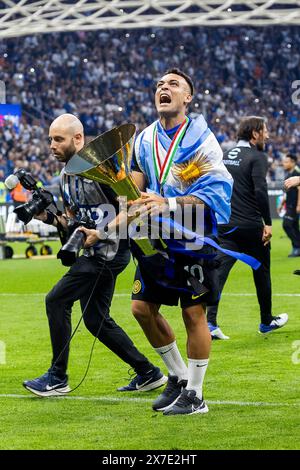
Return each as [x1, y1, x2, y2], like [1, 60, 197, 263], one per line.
[152, 117, 189, 186]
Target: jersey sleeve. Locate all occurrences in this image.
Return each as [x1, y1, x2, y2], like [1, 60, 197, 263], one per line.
[251, 153, 272, 225]
[131, 147, 142, 173]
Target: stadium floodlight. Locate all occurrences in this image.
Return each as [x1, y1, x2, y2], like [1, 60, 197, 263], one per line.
[0, 1, 300, 38]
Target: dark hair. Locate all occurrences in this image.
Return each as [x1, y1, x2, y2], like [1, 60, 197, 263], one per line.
[286, 153, 298, 162]
[163, 68, 194, 95]
[237, 116, 266, 142]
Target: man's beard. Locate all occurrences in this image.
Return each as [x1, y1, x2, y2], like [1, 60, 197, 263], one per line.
[56, 141, 77, 162]
[64, 141, 77, 161]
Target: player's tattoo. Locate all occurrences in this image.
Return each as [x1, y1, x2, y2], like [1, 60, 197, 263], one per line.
[175, 195, 204, 207]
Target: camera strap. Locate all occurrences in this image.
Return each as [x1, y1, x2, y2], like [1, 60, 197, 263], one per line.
[54, 215, 69, 245]
[48, 197, 68, 245]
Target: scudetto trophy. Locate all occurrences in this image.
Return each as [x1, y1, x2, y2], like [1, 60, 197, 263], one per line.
[65, 123, 158, 256]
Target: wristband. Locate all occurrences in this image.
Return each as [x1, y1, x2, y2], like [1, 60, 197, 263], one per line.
[167, 197, 178, 212]
[44, 211, 55, 225]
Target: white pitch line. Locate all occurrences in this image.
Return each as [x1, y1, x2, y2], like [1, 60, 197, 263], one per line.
[0, 293, 130, 297]
[223, 293, 300, 297]
[0, 293, 300, 297]
[0, 394, 298, 407]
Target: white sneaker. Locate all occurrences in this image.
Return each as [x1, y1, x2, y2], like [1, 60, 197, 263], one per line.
[259, 313, 288, 334]
[208, 322, 230, 340]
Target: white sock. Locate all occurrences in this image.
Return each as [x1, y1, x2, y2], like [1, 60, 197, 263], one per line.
[155, 341, 188, 381]
[186, 358, 209, 399]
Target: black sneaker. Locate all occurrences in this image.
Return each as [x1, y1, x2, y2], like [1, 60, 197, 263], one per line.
[117, 366, 167, 392]
[152, 375, 187, 412]
[23, 371, 70, 397]
[163, 389, 209, 415]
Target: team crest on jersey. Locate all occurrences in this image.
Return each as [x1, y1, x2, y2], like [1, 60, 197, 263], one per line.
[172, 151, 212, 188]
[132, 280, 142, 294]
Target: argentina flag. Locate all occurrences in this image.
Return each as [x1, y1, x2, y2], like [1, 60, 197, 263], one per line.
[135, 114, 233, 224]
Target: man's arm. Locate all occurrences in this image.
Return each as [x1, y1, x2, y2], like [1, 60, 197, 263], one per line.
[35, 173, 74, 230]
[252, 176, 272, 226]
[127, 192, 205, 219]
[297, 187, 300, 214]
[252, 155, 272, 245]
[284, 175, 300, 190]
[254, 180, 272, 245]
[80, 192, 206, 248]
[175, 195, 205, 207]
[277, 193, 286, 214]
[34, 209, 68, 230]
[131, 142, 147, 192]
[132, 170, 146, 192]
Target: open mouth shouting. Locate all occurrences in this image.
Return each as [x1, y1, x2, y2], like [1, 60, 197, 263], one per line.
[159, 93, 172, 105]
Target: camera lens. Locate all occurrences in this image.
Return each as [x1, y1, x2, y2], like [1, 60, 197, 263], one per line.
[57, 228, 85, 266]
[14, 200, 39, 224]
[14, 197, 49, 224]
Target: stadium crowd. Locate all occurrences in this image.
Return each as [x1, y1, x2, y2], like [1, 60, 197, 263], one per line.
[0, 26, 300, 190]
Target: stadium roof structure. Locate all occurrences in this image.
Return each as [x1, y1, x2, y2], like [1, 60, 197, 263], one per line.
[0, 1, 300, 38]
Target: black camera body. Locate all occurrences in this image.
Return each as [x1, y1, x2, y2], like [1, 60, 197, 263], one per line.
[12, 168, 96, 266]
[57, 215, 96, 266]
[13, 169, 54, 224]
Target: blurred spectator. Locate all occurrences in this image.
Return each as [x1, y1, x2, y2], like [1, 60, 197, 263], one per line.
[0, 26, 299, 183]
[0, 169, 7, 202]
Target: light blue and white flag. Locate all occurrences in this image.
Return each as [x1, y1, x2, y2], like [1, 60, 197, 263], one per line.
[134, 114, 233, 224]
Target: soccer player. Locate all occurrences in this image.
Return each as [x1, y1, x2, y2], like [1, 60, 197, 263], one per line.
[206, 116, 288, 337]
[279, 154, 300, 257]
[82, 69, 233, 415]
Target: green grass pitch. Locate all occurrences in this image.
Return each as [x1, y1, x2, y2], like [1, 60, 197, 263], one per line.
[0, 220, 299, 450]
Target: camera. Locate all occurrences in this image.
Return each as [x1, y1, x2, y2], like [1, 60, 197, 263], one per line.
[57, 215, 96, 266]
[12, 169, 54, 224]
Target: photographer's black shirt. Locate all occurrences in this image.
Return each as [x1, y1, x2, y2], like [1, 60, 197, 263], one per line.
[222, 141, 271, 228]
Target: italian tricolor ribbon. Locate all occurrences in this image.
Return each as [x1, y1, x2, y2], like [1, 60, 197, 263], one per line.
[152, 117, 189, 186]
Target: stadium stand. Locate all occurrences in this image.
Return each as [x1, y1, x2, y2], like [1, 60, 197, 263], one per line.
[0, 26, 299, 190]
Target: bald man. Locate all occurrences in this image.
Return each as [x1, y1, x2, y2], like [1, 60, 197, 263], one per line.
[23, 114, 166, 397]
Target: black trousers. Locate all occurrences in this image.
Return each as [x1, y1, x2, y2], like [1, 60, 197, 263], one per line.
[207, 226, 273, 326]
[283, 208, 300, 249]
[46, 250, 153, 379]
